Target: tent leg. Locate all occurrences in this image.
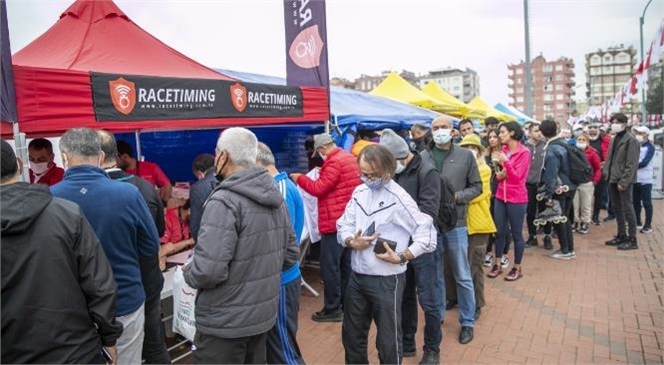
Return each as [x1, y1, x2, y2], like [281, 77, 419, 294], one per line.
[134, 130, 143, 161]
[12, 123, 29, 183]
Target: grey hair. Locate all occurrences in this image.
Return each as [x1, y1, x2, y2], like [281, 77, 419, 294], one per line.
[60, 128, 102, 158]
[255, 142, 276, 167]
[216, 127, 258, 167]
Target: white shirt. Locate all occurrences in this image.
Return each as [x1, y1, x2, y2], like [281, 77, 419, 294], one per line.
[336, 180, 437, 276]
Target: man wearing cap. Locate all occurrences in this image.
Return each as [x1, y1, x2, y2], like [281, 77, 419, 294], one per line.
[603, 113, 640, 250]
[290, 133, 362, 322]
[379, 129, 442, 364]
[632, 126, 655, 235]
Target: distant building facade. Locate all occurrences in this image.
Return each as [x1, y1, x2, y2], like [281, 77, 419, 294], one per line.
[508, 55, 576, 122]
[419, 67, 480, 103]
[330, 77, 356, 89]
[354, 70, 419, 92]
[585, 45, 638, 108]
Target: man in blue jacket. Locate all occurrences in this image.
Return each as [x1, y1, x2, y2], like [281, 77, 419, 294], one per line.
[52, 128, 161, 365]
[256, 142, 306, 365]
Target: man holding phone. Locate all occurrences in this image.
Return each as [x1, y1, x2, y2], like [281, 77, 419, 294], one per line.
[337, 145, 437, 365]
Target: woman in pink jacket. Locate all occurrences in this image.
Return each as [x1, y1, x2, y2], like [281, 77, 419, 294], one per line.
[487, 121, 531, 281]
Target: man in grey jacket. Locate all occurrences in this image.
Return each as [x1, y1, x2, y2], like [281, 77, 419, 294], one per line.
[422, 115, 482, 345]
[602, 113, 640, 250]
[184, 128, 299, 364]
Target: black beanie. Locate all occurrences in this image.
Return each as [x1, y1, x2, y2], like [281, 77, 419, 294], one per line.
[1, 139, 18, 180]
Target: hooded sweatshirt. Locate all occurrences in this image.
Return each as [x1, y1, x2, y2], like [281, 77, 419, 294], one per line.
[1, 183, 122, 364]
[184, 166, 299, 339]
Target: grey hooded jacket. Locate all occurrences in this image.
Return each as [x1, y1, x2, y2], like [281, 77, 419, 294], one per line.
[184, 166, 299, 339]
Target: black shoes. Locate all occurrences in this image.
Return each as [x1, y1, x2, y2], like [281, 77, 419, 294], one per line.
[605, 235, 627, 246]
[604, 214, 616, 222]
[419, 351, 440, 364]
[524, 236, 538, 248]
[543, 234, 553, 250]
[474, 307, 482, 320]
[617, 237, 638, 250]
[578, 223, 589, 235]
[311, 309, 343, 322]
[403, 346, 416, 358]
[445, 300, 458, 310]
[459, 326, 474, 344]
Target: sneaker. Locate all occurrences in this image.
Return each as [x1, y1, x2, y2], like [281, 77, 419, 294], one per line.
[500, 256, 510, 268]
[505, 267, 523, 281]
[579, 223, 589, 235]
[483, 253, 493, 267]
[617, 237, 638, 250]
[459, 326, 474, 344]
[569, 251, 576, 258]
[543, 235, 553, 250]
[418, 351, 439, 365]
[636, 223, 644, 229]
[550, 251, 573, 260]
[641, 226, 653, 234]
[487, 264, 502, 278]
[605, 235, 627, 246]
[572, 222, 578, 233]
[311, 309, 343, 322]
[524, 236, 538, 248]
[604, 214, 616, 222]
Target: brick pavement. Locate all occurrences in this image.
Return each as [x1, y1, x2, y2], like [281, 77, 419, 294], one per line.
[297, 199, 664, 364]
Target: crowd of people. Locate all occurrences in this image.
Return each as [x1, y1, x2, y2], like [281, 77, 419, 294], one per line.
[0, 112, 658, 364]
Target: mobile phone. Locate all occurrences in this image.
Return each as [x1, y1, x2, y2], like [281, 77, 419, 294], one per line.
[363, 221, 376, 237]
[373, 238, 397, 255]
[101, 347, 113, 364]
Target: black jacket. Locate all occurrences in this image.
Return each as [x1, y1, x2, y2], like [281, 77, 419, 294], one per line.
[1, 183, 122, 364]
[393, 152, 441, 222]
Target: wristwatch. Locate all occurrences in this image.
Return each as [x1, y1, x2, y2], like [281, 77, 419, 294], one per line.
[398, 252, 408, 265]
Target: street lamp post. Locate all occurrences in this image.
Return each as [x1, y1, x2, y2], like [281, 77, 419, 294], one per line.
[639, 0, 653, 125]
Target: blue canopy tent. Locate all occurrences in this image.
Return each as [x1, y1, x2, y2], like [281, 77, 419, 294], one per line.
[494, 103, 534, 125]
[116, 69, 440, 182]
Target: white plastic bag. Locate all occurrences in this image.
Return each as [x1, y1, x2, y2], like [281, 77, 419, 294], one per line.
[172, 265, 197, 342]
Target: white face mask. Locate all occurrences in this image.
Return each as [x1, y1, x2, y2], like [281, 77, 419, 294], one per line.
[611, 123, 624, 133]
[432, 129, 452, 145]
[30, 161, 49, 175]
[395, 161, 406, 174]
[636, 135, 645, 144]
[589, 134, 599, 141]
[576, 143, 587, 150]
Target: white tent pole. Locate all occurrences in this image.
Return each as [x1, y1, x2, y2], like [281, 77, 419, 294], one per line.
[134, 130, 143, 161]
[12, 123, 29, 182]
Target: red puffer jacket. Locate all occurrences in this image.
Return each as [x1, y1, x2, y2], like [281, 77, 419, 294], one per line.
[297, 148, 361, 234]
[584, 145, 602, 185]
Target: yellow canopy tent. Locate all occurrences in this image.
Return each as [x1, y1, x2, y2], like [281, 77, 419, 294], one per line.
[370, 72, 459, 114]
[468, 96, 515, 122]
[421, 82, 486, 119]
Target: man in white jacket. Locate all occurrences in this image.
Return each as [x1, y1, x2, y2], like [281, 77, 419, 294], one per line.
[337, 144, 437, 365]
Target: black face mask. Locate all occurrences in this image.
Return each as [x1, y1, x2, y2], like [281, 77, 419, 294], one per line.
[214, 153, 226, 183]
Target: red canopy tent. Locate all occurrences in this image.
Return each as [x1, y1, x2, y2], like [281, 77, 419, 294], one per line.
[4, 0, 328, 137]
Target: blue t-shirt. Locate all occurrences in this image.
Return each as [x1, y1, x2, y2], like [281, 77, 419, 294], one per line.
[274, 172, 305, 285]
[51, 165, 160, 316]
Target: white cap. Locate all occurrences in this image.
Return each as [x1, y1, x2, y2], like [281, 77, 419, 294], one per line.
[634, 126, 650, 134]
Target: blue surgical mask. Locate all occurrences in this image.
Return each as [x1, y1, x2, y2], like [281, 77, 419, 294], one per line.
[433, 129, 452, 144]
[360, 176, 386, 190]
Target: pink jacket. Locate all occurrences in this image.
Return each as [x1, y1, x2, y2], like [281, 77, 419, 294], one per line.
[496, 143, 531, 204]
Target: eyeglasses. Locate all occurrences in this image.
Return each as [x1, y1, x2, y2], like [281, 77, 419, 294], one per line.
[359, 172, 381, 181]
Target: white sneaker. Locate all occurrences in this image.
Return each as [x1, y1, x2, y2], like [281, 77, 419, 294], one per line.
[483, 253, 493, 267]
[500, 255, 510, 268]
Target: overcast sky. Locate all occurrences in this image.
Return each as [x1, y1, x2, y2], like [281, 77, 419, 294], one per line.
[6, 0, 664, 107]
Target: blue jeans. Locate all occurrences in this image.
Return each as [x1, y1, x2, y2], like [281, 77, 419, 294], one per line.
[442, 227, 475, 327]
[494, 200, 527, 265]
[401, 251, 442, 354]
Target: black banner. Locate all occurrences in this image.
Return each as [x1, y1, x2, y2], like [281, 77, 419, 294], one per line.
[91, 72, 304, 121]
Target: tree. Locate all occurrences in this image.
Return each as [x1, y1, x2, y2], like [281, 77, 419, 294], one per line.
[646, 81, 663, 115]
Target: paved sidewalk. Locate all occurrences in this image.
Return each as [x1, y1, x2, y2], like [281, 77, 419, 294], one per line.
[297, 199, 664, 364]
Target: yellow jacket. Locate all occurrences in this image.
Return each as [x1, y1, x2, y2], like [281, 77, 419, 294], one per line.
[467, 161, 496, 235]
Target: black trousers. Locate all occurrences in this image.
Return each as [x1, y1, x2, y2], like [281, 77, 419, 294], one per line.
[609, 183, 637, 238]
[342, 272, 405, 365]
[320, 233, 352, 312]
[553, 193, 575, 254]
[592, 178, 608, 218]
[140, 256, 171, 364]
[194, 332, 267, 364]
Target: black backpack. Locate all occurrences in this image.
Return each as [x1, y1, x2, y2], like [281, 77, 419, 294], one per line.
[437, 175, 458, 232]
[551, 139, 592, 185]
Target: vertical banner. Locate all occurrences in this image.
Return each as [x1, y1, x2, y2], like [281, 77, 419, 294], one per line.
[283, 0, 329, 88]
[1, 0, 17, 123]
